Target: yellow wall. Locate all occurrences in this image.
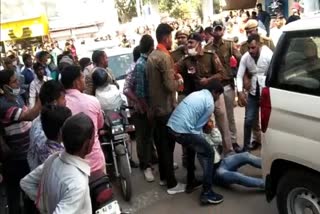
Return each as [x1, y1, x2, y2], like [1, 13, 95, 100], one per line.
[0, 14, 49, 41]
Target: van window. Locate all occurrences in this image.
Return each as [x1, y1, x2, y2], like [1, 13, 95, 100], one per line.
[276, 33, 320, 96]
[108, 53, 132, 80]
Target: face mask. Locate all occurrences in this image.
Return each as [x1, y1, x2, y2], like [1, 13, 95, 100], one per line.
[3, 85, 20, 96]
[46, 59, 51, 65]
[188, 48, 198, 56]
[12, 88, 20, 96]
[188, 43, 199, 56]
[12, 61, 17, 66]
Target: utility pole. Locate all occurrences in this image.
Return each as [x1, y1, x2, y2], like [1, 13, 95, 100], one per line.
[136, 0, 141, 17]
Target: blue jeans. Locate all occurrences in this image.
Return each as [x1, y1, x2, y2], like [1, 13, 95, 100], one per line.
[214, 152, 264, 188]
[244, 94, 260, 149]
[171, 130, 214, 192]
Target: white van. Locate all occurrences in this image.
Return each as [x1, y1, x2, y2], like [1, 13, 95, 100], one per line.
[261, 15, 320, 214]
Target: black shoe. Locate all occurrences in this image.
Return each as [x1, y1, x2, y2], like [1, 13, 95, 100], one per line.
[248, 141, 261, 151]
[200, 190, 224, 205]
[185, 179, 202, 193]
[130, 159, 139, 168]
[232, 143, 242, 153]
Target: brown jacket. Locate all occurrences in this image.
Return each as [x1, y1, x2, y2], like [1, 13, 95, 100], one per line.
[146, 49, 180, 117]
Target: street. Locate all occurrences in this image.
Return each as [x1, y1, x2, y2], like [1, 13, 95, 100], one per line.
[114, 107, 278, 214]
[0, 108, 278, 214]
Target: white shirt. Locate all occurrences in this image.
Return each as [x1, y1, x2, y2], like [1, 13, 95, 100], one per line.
[237, 45, 273, 96]
[20, 152, 92, 214]
[96, 85, 124, 111]
[29, 76, 51, 108]
[270, 27, 283, 46]
[202, 128, 222, 164]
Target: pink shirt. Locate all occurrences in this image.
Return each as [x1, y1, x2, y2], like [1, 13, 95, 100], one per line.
[65, 89, 105, 172]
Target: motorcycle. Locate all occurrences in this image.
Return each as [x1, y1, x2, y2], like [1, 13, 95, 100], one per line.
[99, 106, 135, 202]
[89, 171, 122, 214]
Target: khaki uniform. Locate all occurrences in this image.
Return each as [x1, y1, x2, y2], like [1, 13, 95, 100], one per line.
[178, 50, 234, 154]
[204, 39, 241, 146]
[204, 39, 241, 83]
[171, 45, 188, 63]
[171, 46, 188, 103]
[177, 50, 230, 89]
[240, 35, 275, 55]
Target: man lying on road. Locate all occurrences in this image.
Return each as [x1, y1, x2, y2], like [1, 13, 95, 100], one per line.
[203, 119, 265, 189]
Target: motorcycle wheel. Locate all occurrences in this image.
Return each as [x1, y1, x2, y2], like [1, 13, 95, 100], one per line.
[116, 145, 132, 201]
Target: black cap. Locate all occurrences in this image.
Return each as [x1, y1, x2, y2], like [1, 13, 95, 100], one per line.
[212, 20, 224, 31]
[188, 33, 202, 42]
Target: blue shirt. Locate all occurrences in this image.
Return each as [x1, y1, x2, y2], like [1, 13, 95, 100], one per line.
[134, 54, 148, 99]
[21, 67, 35, 85]
[167, 89, 214, 134]
[27, 116, 64, 170]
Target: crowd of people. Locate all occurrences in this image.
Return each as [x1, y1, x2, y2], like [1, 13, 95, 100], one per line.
[0, 3, 304, 214]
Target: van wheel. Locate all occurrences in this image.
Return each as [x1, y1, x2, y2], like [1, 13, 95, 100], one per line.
[277, 170, 320, 214]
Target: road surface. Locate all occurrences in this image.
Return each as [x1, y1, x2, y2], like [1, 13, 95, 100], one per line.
[114, 107, 278, 214]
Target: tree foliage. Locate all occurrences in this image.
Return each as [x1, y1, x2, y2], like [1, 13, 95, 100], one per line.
[158, 0, 201, 19]
[114, 0, 207, 22]
[115, 0, 137, 23]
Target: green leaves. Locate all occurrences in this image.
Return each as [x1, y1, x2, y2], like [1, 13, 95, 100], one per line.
[115, 0, 138, 23]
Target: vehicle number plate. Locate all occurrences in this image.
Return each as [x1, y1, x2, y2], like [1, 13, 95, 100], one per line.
[95, 200, 121, 214]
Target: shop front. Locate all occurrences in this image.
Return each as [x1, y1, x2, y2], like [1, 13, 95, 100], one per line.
[0, 14, 49, 54]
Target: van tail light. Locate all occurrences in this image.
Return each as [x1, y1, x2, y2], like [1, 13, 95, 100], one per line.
[260, 87, 271, 133]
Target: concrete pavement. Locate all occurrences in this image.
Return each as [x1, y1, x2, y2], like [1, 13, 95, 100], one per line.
[113, 107, 279, 214]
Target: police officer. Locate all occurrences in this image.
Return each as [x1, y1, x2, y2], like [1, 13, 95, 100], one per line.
[172, 29, 189, 53]
[240, 19, 275, 55]
[204, 20, 242, 153]
[177, 33, 234, 156]
[239, 19, 275, 151]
